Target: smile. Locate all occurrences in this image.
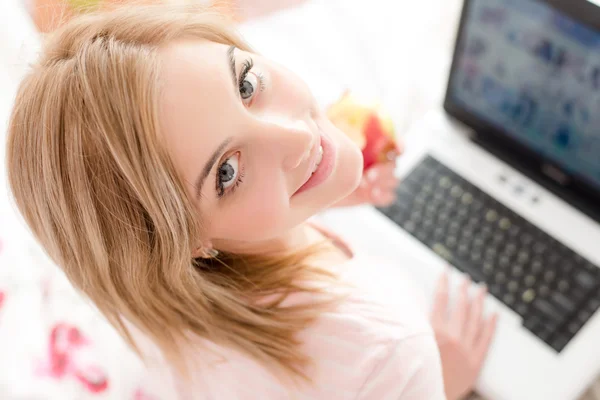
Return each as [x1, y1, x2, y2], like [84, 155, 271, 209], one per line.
[293, 130, 336, 197]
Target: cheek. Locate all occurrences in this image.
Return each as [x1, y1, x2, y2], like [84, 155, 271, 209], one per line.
[214, 172, 291, 241]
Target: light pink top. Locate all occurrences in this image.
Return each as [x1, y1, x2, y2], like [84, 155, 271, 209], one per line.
[139, 249, 447, 400]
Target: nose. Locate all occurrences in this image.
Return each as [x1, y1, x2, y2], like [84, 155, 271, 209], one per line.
[255, 115, 316, 170]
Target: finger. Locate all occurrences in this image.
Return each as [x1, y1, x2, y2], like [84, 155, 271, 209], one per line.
[375, 177, 401, 190]
[451, 276, 472, 335]
[365, 168, 383, 184]
[367, 163, 396, 182]
[370, 186, 396, 200]
[464, 284, 487, 345]
[474, 313, 499, 366]
[431, 268, 450, 324]
[371, 191, 396, 207]
[378, 162, 397, 176]
[385, 150, 399, 161]
[369, 186, 396, 203]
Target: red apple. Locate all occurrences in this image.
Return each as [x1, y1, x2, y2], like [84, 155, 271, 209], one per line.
[327, 91, 398, 170]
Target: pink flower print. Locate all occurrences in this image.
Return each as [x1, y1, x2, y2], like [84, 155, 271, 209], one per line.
[74, 365, 109, 393]
[0, 291, 5, 309]
[47, 323, 90, 376]
[39, 322, 109, 394]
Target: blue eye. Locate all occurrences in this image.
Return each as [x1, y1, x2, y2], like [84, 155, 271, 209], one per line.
[217, 152, 240, 197]
[238, 58, 265, 107]
[240, 72, 258, 102]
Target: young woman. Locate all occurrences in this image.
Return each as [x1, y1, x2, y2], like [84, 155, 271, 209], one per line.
[6, 5, 496, 399]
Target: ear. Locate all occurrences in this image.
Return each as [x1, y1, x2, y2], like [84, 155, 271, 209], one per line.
[192, 246, 203, 259]
[192, 241, 215, 259]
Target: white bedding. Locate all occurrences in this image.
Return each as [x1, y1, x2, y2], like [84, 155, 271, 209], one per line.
[1, 0, 598, 398]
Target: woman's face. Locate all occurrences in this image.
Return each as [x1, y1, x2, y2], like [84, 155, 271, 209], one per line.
[159, 40, 362, 252]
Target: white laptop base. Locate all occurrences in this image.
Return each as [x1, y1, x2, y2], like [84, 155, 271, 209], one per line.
[320, 110, 600, 400]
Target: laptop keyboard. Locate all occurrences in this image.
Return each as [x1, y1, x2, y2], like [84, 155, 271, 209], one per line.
[378, 156, 600, 352]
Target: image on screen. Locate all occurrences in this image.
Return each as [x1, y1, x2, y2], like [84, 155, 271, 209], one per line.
[450, 0, 600, 190]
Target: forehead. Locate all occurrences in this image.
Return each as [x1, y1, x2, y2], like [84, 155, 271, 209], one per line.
[158, 40, 235, 197]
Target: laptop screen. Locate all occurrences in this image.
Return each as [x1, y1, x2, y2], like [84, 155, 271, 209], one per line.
[448, 0, 600, 191]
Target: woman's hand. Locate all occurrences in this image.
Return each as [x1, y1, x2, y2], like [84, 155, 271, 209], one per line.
[332, 147, 403, 208]
[431, 270, 498, 400]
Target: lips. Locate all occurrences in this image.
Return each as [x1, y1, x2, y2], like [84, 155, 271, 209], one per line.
[293, 129, 336, 196]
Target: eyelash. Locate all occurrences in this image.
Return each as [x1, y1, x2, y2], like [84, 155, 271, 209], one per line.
[239, 58, 266, 97]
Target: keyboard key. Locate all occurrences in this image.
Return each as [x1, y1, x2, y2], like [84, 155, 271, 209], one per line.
[543, 270, 556, 283]
[524, 275, 536, 287]
[531, 259, 544, 273]
[446, 236, 458, 248]
[537, 327, 553, 342]
[577, 310, 592, 324]
[515, 303, 529, 317]
[523, 315, 541, 332]
[505, 243, 518, 255]
[495, 272, 507, 284]
[575, 270, 597, 289]
[533, 242, 547, 254]
[483, 262, 494, 275]
[451, 186, 463, 198]
[557, 280, 570, 292]
[522, 289, 536, 304]
[517, 251, 530, 263]
[486, 210, 499, 222]
[551, 292, 576, 313]
[432, 243, 453, 262]
[489, 284, 504, 298]
[532, 298, 566, 324]
[503, 293, 516, 306]
[521, 234, 534, 245]
[588, 297, 600, 312]
[439, 176, 451, 188]
[567, 321, 583, 336]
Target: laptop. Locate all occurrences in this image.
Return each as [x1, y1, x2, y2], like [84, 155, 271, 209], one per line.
[321, 0, 600, 398]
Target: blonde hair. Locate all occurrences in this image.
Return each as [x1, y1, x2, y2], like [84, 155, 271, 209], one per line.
[6, 3, 340, 384]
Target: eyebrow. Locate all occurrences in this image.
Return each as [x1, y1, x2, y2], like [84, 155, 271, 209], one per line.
[195, 137, 233, 199]
[227, 45, 237, 90]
